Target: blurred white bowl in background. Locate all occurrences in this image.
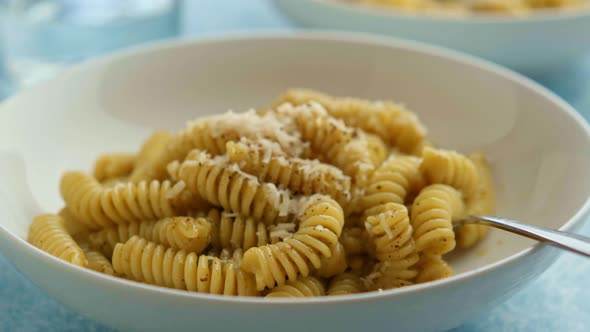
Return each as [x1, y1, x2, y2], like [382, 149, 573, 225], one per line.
[275, 0, 590, 74]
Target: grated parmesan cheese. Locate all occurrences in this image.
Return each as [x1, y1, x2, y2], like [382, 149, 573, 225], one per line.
[278, 189, 290, 217]
[166, 160, 181, 179]
[200, 109, 305, 156]
[166, 180, 186, 200]
[269, 229, 293, 242]
[270, 223, 296, 232]
[380, 215, 394, 240]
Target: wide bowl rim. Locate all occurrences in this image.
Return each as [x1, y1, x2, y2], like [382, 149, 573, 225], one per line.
[1, 31, 589, 305]
[277, 0, 590, 24]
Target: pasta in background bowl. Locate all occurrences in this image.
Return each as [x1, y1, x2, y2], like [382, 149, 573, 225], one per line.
[359, 0, 589, 16]
[274, 0, 590, 74]
[0, 33, 589, 332]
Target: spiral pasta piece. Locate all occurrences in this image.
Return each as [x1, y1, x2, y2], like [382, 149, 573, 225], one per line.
[93, 153, 136, 183]
[88, 216, 211, 257]
[415, 254, 453, 283]
[203, 209, 275, 250]
[411, 184, 464, 255]
[112, 236, 258, 295]
[58, 207, 90, 238]
[28, 214, 88, 267]
[348, 255, 374, 275]
[265, 276, 325, 298]
[169, 150, 287, 224]
[456, 153, 496, 249]
[364, 203, 418, 289]
[150, 111, 307, 180]
[226, 140, 352, 203]
[362, 155, 425, 216]
[339, 226, 369, 255]
[275, 102, 374, 185]
[129, 131, 173, 182]
[316, 242, 348, 278]
[275, 88, 427, 154]
[241, 196, 345, 290]
[79, 243, 115, 275]
[420, 147, 480, 197]
[327, 272, 367, 296]
[60, 171, 196, 230]
[366, 133, 389, 167]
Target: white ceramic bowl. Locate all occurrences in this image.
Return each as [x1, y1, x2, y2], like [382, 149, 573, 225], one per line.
[275, 0, 590, 74]
[0, 32, 589, 332]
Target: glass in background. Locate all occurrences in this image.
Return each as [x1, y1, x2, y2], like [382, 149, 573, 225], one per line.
[0, 0, 180, 94]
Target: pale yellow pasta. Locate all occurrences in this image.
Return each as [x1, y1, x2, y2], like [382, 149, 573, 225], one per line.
[93, 153, 136, 183]
[327, 272, 367, 296]
[203, 209, 273, 250]
[31, 89, 497, 297]
[87, 216, 211, 257]
[60, 171, 197, 230]
[129, 130, 173, 183]
[359, 0, 586, 14]
[456, 153, 496, 249]
[274, 102, 374, 185]
[411, 184, 464, 255]
[348, 254, 375, 276]
[241, 196, 345, 290]
[366, 132, 389, 167]
[112, 236, 259, 296]
[339, 226, 369, 255]
[361, 155, 425, 216]
[168, 150, 285, 225]
[226, 140, 352, 204]
[275, 88, 427, 154]
[420, 147, 480, 197]
[415, 254, 453, 283]
[265, 276, 325, 298]
[365, 203, 419, 289]
[316, 242, 348, 278]
[79, 242, 116, 275]
[28, 214, 88, 267]
[58, 207, 90, 238]
[150, 111, 307, 180]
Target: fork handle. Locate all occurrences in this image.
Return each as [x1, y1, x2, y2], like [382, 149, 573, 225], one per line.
[459, 215, 590, 258]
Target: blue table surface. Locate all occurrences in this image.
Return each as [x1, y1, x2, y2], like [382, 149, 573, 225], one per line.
[1, 1, 589, 331]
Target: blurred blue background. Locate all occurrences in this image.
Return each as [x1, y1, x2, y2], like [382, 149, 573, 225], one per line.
[1, 1, 589, 331]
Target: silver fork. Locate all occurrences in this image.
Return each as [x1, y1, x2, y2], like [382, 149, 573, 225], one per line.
[456, 215, 590, 257]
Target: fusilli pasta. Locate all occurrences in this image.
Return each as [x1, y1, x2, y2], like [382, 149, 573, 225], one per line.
[327, 272, 367, 296]
[87, 216, 211, 257]
[265, 276, 325, 298]
[60, 171, 197, 230]
[129, 131, 173, 182]
[415, 254, 453, 283]
[226, 140, 351, 203]
[29, 88, 497, 298]
[411, 184, 464, 255]
[241, 196, 345, 290]
[79, 242, 116, 275]
[420, 147, 479, 197]
[28, 214, 88, 267]
[275, 88, 427, 154]
[364, 203, 419, 289]
[203, 209, 275, 250]
[456, 153, 496, 249]
[93, 153, 136, 183]
[274, 102, 374, 185]
[112, 236, 258, 295]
